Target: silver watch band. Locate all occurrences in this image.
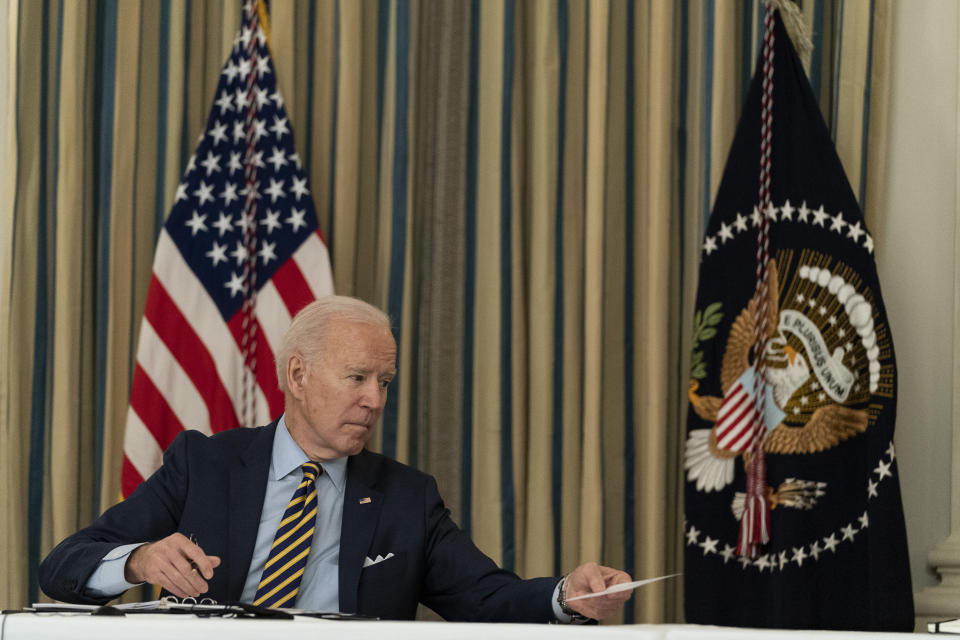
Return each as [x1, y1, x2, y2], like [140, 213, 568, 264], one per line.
[557, 576, 589, 622]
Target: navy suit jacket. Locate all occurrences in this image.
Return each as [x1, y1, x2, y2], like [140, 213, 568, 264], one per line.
[39, 423, 559, 622]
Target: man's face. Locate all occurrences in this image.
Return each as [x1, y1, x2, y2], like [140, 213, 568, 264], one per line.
[285, 318, 397, 461]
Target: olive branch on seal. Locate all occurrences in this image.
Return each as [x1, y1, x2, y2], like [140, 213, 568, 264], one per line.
[690, 301, 723, 380]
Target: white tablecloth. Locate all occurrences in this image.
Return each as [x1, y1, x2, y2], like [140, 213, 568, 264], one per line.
[0, 614, 923, 640]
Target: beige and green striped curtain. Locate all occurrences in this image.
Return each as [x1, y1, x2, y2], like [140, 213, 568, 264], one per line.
[0, 0, 891, 624]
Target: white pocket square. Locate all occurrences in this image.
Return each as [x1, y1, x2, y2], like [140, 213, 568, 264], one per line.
[362, 552, 395, 568]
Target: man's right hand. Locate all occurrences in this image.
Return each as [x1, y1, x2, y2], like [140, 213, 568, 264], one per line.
[124, 532, 221, 599]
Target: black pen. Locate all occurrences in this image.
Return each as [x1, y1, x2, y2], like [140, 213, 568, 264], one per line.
[188, 533, 200, 573]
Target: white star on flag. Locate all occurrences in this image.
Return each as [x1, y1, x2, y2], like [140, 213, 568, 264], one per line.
[225, 271, 245, 297]
[215, 91, 234, 114]
[270, 115, 290, 139]
[210, 121, 229, 146]
[212, 212, 234, 236]
[830, 211, 846, 233]
[720, 544, 736, 563]
[780, 199, 794, 220]
[286, 208, 307, 232]
[264, 178, 286, 202]
[874, 459, 892, 479]
[291, 175, 310, 201]
[717, 222, 734, 243]
[206, 241, 228, 266]
[822, 533, 839, 552]
[792, 546, 807, 567]
[185, 211, 208, 236]
[734, 212, 748, 231]
[260, 209, 282, 234]
[847, 220, 865, 241]
[812, 205, 828, 226]
[200, 151, 221, 176]
[700, 536, 718, 555]
[221, 182, 239, 206]
[258, 240, 277, 265]
[268, 146, 288, 172]
[194, 180, 215, 205]
[703, 236, 718, 255]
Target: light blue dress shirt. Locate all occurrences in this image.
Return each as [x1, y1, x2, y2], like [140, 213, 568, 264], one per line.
[238, 416, 345, 610]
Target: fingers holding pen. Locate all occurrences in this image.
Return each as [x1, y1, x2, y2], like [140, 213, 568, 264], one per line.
[124, 532, 221, 598]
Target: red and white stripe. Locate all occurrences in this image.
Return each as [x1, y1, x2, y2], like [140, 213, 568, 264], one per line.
[715, 380, 762, 454]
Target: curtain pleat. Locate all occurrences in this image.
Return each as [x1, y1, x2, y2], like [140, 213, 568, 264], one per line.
[517, 0, 558, 578]
[10, 0, 52, 606]
[0, 0, 890, 623]
[470, 0, 506, 566]
[557, 0, 587, 578]
[0, 0, 20, 603]
[862, 0, 891, 234]
[49, 0, 96, 553]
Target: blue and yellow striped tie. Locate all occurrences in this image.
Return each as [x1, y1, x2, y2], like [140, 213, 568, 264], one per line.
[253, 461, 322, 608]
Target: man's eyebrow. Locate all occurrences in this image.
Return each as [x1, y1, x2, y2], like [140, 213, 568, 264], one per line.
[345, 366, 396, 377]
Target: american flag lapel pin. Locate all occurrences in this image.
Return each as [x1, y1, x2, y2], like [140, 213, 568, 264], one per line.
[359, 497, 372, 504]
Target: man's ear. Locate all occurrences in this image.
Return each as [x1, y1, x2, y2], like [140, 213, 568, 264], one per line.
[286, 353, 307, 398]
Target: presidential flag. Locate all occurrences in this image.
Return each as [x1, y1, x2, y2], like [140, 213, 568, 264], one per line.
[683, 8, 913, 630]
[121, 1, 333, 497]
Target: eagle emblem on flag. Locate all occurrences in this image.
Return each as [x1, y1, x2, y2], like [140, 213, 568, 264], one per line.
[685, 231, 894, 519]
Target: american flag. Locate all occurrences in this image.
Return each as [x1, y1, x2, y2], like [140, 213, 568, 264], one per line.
[121, 1, 333, 497]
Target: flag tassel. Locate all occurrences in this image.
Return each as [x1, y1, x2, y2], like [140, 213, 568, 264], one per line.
[737, 445, 771, 557]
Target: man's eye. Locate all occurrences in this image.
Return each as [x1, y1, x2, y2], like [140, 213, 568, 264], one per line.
[350, 375, 365, 383]
[380, 379, 391, 390]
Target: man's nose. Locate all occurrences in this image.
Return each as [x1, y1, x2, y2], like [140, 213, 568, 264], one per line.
[358, 379, 384, 409]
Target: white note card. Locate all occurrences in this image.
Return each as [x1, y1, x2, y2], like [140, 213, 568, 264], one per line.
[565, 573, 681, 601]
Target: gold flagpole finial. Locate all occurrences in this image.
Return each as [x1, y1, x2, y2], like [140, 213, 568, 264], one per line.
[255, 0, 272, 51]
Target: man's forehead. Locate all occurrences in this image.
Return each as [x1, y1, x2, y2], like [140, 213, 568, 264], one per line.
[318, 318, 396, 354]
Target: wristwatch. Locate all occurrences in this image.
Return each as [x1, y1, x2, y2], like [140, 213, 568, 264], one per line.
[556, 576, 590, 623]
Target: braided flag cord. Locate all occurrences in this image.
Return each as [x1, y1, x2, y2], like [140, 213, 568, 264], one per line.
[239, 2, 262, 429]
[738, 3, 776, 558]
[120, 0, 333, 497]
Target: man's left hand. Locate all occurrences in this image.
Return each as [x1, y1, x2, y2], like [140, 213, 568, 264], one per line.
[563, 562, 632, 620]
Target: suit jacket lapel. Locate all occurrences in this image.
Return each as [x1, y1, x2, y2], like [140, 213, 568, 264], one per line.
[226, 422, 276, 600]
[338, 450, 384, 614]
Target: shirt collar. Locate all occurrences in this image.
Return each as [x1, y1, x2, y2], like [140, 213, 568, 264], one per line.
[273, 414, 347, 493]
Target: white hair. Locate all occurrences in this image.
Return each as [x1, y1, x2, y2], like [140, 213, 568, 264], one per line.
[275, 295, 392, 392]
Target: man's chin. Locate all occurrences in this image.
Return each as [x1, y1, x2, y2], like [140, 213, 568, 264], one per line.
[342, 430, 372, 455]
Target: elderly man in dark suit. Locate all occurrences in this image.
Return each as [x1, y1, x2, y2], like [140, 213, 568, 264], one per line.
[40, 296, 631, 622]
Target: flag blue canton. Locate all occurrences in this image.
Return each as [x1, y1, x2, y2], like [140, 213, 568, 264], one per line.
[165, 24, 319, 321]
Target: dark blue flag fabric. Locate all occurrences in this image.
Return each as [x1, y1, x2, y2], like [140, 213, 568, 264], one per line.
[683, 11, 914, 631]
